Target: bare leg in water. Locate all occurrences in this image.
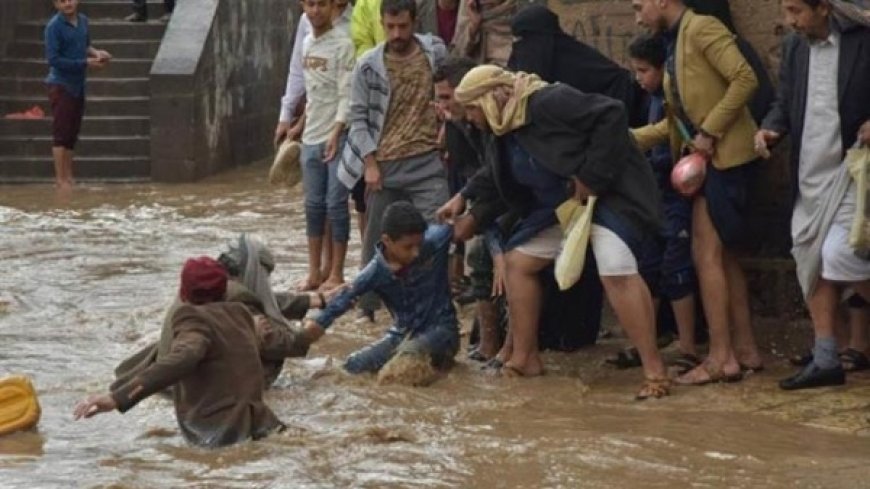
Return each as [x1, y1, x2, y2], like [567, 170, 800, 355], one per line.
[321, 240, 348, 291]
[600, 274, 667, 382]
[678, 198, 743, 383]
[848, 304, 869, 354]
[500, 250, 550, 376]
[475, 300, 501, 359]
[671, 295, 697, 356]
[320, 223, 333, 282]
[52, 146, 74, 189]
[725, 251, 762, 369]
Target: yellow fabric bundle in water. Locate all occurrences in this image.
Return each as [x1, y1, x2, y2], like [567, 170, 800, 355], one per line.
[0, 375, 41, 436]
[846, 147, 870, 254]
[554, 196, 597, 291]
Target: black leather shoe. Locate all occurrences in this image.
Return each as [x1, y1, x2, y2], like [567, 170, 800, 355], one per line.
[779, 363, 845, 391]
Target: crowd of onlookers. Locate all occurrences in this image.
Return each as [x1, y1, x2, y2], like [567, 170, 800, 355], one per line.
[66, 0, 870, 447]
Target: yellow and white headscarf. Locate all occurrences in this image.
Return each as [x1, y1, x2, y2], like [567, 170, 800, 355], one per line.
[453, 65, 548, 136]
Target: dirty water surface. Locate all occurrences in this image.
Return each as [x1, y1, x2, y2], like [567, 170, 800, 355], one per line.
[1, 164, 869, 489]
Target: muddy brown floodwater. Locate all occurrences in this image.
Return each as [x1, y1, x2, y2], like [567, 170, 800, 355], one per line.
[1, 163, 869, 489]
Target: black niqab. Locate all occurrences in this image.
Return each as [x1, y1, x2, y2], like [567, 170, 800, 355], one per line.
[507, 5, 648, 126]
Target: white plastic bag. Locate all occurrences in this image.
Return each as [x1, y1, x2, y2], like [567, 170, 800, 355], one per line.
[554, 196, 597, 291]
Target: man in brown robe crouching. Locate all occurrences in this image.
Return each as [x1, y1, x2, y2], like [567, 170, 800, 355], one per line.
[73, 256, 287, 448]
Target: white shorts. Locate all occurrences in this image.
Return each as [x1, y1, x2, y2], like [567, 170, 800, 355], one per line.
[821, 222, 870, 282]
[513, 224, 639, 276]
[514, 225, 563, 260]
[821, 187, 870, 282]
[590, 224, 638, 276]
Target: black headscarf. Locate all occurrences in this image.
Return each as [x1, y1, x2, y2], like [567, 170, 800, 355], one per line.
[507, 5, 648, 127]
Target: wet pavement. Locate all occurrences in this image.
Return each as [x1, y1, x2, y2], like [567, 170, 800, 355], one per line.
[1, 163, 869, 488]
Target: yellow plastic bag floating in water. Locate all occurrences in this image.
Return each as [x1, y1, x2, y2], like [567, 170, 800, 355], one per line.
[846, 147, 870, 254]
[555, 196, 597, 291]
[0, 375, 41, 436]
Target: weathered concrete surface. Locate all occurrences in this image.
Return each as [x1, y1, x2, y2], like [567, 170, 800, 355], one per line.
[0, 1, 49, 53]
[149, 0, 298, 181]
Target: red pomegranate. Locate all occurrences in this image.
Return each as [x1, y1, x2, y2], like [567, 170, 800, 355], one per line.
[671, 152, 708, 197]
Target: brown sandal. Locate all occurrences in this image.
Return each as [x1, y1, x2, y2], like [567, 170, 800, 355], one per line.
[635, 376, 671, 401]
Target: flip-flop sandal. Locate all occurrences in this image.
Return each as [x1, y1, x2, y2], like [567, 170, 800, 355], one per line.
[635, 376, 671, 401]
[739, 363, 765, 374]
[467, 349, 488, 363]
[480, 357, 504, 371]
[499, 365, 526, 378]
[671, 353, 701, 375]
[497, 364, 544, 378]
[839, 348, 870, 372]
[605, 348, 642, 369]
[674, 363, 743, 386]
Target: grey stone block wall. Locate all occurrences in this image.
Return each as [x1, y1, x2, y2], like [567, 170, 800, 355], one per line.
[150, 0, 298, 182]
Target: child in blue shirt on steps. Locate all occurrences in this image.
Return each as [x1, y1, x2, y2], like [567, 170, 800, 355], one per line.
[44, 0, 111, 189]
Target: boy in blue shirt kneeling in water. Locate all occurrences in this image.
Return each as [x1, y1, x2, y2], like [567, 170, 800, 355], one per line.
[303, 202, 459, 382]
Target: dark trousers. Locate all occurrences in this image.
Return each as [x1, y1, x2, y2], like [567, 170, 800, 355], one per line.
[133, 0, 175, 17]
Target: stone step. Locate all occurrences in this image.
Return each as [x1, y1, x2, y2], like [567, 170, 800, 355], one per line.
[0, 58, 153, 78]
[0, 135, 149, 157]
[0, 155, 151, 182]
[0, 77, 149, 98]
[0, 96, 149, 117]
[15, 20, 166, 41]
[6, 39, 161, 59]
[0, 116, 150, 137]
[79, 0, 167, 20]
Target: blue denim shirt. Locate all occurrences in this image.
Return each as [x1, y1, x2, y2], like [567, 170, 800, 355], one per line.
[315, 224, 457, 334]
[44, 13, 90, 98]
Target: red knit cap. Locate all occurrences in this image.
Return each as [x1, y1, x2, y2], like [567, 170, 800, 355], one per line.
[179, 256, 228, 305]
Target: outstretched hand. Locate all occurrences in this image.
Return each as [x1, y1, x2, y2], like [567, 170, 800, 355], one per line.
[453, 214, 477, 242]
[754, 129, 781, 159]
[436, 194, 466, 223]
[692, 133, 716, 159]
[73, 394, 117, 420]
[302, 319, 326, 344]
[322, 283, 350, 302]
[571, 176, 592, 202]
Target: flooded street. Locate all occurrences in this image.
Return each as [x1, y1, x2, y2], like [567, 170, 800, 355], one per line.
[1, 163, 869, 488]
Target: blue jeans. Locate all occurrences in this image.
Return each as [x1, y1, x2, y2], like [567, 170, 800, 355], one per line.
[638, 189, 696, 300]
[344, 323, 459, 374]
[302, 140, 350, 243]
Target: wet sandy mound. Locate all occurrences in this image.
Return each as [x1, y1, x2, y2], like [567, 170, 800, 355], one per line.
[377, 353, 438, 387]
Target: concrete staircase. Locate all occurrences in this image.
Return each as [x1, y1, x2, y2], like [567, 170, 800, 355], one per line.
[0, 0, 168, 182]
